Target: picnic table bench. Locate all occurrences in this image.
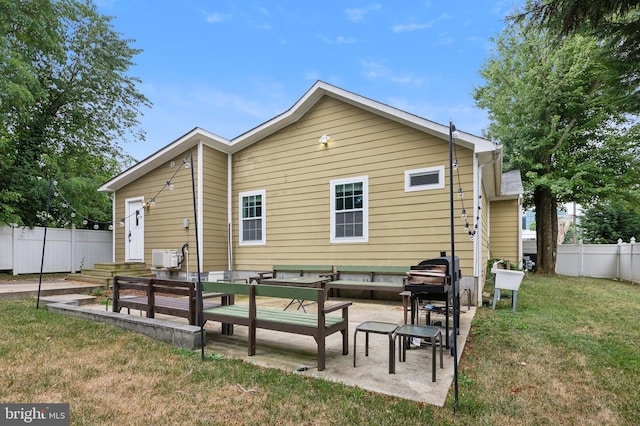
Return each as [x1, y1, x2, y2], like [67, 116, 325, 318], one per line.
[255, 264, 334, 282]
[322, 265, 410, 299]
[201, 281, 351, 371]
[112, 276, 226, 326]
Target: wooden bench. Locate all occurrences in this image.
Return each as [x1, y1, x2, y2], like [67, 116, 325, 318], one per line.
[201, 281, 352, 371]
[322, 265, 410, 299]
[256, 264, 334, 282]
[112, 276, 225, 326]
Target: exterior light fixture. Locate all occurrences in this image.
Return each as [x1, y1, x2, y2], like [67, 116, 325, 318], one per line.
[319, 134, 331, 145]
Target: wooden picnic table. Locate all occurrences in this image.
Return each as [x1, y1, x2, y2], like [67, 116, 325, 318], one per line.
[257, 276, 330, 312]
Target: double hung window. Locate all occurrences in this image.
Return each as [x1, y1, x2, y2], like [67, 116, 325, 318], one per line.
[330, 176, 368, 243]
[239, 190, 265, 245]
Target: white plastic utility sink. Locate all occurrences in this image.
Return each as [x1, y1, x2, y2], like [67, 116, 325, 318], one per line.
[491, 261, 525, 311]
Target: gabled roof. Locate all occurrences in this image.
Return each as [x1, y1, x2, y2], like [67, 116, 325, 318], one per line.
[99, 80, 501, 193]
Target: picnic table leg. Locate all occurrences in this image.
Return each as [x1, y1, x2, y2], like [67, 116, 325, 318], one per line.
[222, 295, 234, 335]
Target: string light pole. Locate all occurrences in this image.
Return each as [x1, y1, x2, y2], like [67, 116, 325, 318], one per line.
[449, 121, 460, 412]
[36, 178, 53, 309]
[185, 150, 206, 360]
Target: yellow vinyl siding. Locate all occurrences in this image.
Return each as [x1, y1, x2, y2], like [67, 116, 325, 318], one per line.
[114, 150, 199, 268]
[232, 96, 475, 272]
[490, 199, 520, 265]
[201, 145, 229, 272]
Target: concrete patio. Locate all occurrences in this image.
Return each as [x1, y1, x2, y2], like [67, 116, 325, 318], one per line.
[1, 279, 475, 407]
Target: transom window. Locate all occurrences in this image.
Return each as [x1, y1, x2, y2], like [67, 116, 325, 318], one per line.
[405, 166, 445, 192]
[239, 190, 265, 245]
[330, 176, 368, 243]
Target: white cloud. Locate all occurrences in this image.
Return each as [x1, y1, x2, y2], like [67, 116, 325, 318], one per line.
[391, 21, 434, 33]
[346, 4, 382, 22]
[205, 12, 231, 23]
[336, 36, 356, 44]
[437, 32, 455, 45]
[318, 34, 357, 44]
[361, 61, 423, 85]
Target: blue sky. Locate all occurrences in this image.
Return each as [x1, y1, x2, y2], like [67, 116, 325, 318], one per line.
[96, 1, 522, 161]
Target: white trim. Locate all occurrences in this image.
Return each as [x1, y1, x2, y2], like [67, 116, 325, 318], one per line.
[404, 166, 445, 192]
[330, 175, 369, 243]
[239, 189, 266, 246]
[197, 143, 204, 272]
[228, 153, 233, 271]
[111, 193, 116, 262]
[473, 155, 481, 284]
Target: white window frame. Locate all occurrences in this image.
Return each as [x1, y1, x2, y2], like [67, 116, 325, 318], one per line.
[330, 176, 368, 243]
[239, 189, 266, 246]
[404, 166, 445, 192]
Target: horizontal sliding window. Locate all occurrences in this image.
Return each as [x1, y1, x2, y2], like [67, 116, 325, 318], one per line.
[405, 166, 445, 192]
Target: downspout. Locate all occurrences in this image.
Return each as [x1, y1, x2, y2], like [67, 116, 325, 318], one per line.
[110, 192, 116, 262]
[227, 153, 233, 273]
[475, 150, 501, 305]
[518, 195, 523, 269]
[198, 142, 204, 274]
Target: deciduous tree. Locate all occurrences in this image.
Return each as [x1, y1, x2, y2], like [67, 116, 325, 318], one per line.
[0, 0, 148, 227]
[580, 200, 640, 244]
[473, 20, 640, 274]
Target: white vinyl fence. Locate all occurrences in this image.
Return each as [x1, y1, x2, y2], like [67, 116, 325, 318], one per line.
[524, 238, 640, 283]
[0, 225, 112, 275]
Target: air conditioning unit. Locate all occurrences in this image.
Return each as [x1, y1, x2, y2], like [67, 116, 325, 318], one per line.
[152, 249, 179, 268]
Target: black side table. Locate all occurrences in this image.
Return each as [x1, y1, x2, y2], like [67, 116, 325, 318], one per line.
[353, 321, 399, 374]
[394, 324, 443, 382]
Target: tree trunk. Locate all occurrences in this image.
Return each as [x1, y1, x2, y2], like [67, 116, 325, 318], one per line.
[535, 187, 557, 274]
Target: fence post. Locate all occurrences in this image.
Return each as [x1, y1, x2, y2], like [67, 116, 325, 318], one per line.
[617, 239, 623, 280]
[70, 224, 76, 274]
[578, 239, 584, 277]
[11, 224, 18, 275]
[11, 223, 20, 275]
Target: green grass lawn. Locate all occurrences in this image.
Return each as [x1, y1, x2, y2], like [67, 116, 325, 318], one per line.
[0, 275, 638, 425]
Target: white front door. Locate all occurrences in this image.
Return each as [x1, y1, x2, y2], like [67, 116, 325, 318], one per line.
[125, 197, 144, 262]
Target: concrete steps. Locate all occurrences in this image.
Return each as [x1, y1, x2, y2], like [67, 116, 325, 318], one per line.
[67, 262, 151, 287]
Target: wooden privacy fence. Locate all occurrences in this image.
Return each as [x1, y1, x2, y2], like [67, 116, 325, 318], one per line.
[527, 239, 640, 283]
[0, 225, 111, 275]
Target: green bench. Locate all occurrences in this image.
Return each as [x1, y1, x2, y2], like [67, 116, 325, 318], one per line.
[256, 264, 334, 281]
[323, 265, 410, 299]
[201, 281, 352, 371]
